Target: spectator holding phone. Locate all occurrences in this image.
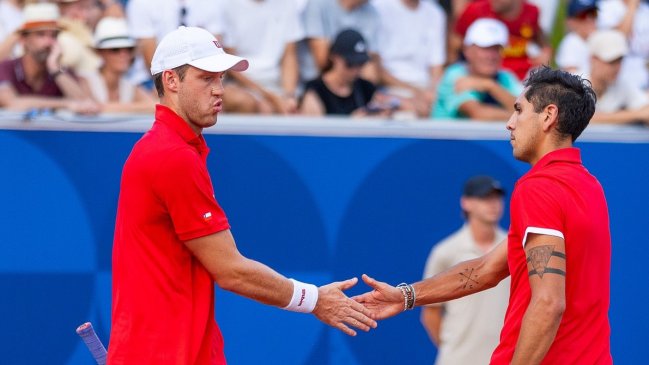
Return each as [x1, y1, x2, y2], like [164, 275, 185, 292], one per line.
[299, 29, 395, 117]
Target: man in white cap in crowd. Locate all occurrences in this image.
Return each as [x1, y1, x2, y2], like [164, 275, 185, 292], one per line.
[587, 29, 649, 125]
[108, 26, 377, 365]
[433, 18, 522, 120]
[0, 2, 98, 113]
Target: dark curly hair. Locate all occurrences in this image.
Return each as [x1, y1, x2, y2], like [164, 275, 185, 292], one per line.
[523, 66, 597, 142]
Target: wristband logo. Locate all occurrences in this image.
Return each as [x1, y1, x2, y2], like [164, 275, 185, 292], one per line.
[298, 288, 306, 307]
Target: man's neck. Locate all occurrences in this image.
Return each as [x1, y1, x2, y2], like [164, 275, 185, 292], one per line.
[21, 55, 47, 85]
[468, 219, 498, 252]
[100, 67, 121, 91]
[401, 0, 419, 10]
[497, 2, 523, 20]
[339, 0, 364, 11]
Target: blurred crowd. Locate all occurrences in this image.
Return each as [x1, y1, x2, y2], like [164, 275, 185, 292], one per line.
[0, 0, 648, 126]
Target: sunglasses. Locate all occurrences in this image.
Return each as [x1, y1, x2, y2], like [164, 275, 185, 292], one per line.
[106, 47, 135, 54]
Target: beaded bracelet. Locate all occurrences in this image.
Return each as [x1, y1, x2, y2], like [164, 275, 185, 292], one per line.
[396, 283, 416, 311]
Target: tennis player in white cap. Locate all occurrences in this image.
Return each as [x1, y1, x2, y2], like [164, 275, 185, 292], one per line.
[108, 26, 377, 365]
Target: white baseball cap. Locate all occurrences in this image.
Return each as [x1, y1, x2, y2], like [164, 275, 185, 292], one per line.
[588, 30, 628, 62]
[150, 26, 248, 75]
[464, 18, 509, 48]
[94, 17, 136, 49]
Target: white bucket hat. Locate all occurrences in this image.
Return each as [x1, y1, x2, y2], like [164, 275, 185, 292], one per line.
[150, 26, 248, 75]
[94, 17, 136, 49]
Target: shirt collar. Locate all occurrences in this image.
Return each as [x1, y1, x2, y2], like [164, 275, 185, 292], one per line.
[530, 147, 581, 172]
[154, 104, 209, 156]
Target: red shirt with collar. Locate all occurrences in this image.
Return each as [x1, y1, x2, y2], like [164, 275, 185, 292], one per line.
[491, 148, 612, 364]
[0, 58, 66, 96]
[455, 0, 541, 80]
[108, 105, 230, 365]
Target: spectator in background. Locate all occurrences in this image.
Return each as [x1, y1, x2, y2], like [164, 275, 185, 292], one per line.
[450, 0, 560, 36]
[434, 18, 521, 120]
[597, 0, 649, 90]
[301, 0, 381, 84]
[373, 0, 447, 118]
[56, 0, 102, 75]
[0, 0, 24, 61]
[0, 3, 98, 114]
[587, 30, 649, 125]
[219, 0, 303, 114]
[556, 0, 598, 77]
[422, 175, 509, 365]
[82, 17, 155, 113]
[300, 29, 395, 116]
[126, 0, 225, 87]
[452, 0, 551, 80]
[526, 0, 560, 36]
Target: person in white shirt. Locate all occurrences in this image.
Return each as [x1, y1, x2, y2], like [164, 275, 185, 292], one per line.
[83, 17, 156, 113]
[422, 175, 509, 365]
[301, 0, 381, 84]
[373, 0, 446, 118]
[219, 0, 304, 114]
[587, 30, 649, 125]
[556, 0, 598, 77]
[597, 0, 649, 89]
[126, 0, 225, 86]
[0, 0, 24, 60]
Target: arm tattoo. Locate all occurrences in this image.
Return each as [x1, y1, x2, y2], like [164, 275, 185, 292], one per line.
[526, 245, 566, 278]
[458, 268, 480, 290]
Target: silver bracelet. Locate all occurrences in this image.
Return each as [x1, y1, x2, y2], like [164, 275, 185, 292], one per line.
[396, 283, 416, 310]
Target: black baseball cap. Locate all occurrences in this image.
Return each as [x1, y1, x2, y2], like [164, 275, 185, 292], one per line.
[568, 0, 598, 18]
[463, 175, 505, 198]
[330, 29, 370, 66]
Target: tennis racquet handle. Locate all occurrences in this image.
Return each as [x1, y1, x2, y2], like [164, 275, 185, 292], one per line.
[76, 322, 107, 365]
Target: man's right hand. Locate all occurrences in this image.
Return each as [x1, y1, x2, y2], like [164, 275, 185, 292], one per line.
[312, 277, 378, 336]
[352, 274, 405, 320]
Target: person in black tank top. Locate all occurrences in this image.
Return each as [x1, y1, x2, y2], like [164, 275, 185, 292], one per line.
[300, 29, 386, 116]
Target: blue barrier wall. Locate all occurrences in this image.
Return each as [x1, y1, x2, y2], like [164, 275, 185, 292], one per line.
[1, 125, 647, 364]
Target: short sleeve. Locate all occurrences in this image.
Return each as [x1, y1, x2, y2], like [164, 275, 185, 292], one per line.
[596, 0, 626, 29]
[510, 177, 565, 247]
[302, 0, 326, 38]
[454, 3, 480, 36]
[155, 148, 229, 241]
[498, 70, 524, 96]
[555, 34, 584, 70]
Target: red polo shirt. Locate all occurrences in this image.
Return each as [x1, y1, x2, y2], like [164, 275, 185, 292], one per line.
[491, 148, 612, 364]
[455, 0, 541, 80]
[108, 105, 230, 365]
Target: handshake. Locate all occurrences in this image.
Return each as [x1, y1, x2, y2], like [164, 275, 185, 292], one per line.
[311, 274, 414, 336]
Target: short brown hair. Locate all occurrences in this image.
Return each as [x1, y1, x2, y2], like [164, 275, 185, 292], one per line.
[153, 64, 191, 97]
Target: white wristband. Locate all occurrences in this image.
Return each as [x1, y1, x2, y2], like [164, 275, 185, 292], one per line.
[283, 279, 318, 313]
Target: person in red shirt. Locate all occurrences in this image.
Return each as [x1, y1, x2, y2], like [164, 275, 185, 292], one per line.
[108, 26, 377, 365]
[451, 0, 552, 80]
[354, 66, 612, 365]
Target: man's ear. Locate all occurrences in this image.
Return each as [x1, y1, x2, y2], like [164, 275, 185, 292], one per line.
[542, 104, 559, 132]
[163, 70, 179, 93]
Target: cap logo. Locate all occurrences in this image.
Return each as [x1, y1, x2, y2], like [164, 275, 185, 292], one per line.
[213, 40, 222, 49]
[354, 41, 366, 53]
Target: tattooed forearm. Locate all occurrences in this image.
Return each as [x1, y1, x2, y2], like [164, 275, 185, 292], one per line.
[458, 268, 480, 290]
[526, 245, 566, 278]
